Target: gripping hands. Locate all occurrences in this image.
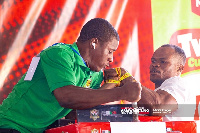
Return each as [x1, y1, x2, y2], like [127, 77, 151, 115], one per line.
[104, 67, 142, 103]
[104, 67, 136, 87]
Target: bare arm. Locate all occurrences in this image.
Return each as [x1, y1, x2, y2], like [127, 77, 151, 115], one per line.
[54, 81, 141, 109]
[104, 67, 178, 116]
[138, 85, 178, 116]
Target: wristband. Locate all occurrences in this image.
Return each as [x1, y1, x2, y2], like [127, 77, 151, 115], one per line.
[115, 67, 121, 77]
[119, 72, 132, 81]
[105, 79, 120, 87]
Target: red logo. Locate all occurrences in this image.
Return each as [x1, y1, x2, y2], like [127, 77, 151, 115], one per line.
[169, 29, 200, 74]
[191, 0, 200, 16]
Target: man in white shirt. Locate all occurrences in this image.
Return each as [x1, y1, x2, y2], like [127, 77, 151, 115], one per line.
[153, 76, 195, 121]
[104, 44, 195, 121]
[137, 44, 195, 121]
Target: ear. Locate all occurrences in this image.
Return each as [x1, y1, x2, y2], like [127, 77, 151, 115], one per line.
[90, 38, 99, 49]
[177, 64, 184, 73]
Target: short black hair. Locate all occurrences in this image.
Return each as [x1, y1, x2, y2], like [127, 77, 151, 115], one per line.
[161, 44, 186, 65]
[77, 18, 119, 43]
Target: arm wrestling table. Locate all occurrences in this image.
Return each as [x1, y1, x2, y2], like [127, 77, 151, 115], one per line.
[45, 104, 197, 133]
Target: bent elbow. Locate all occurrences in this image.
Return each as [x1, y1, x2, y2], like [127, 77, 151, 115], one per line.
[53, 88, 73, 108]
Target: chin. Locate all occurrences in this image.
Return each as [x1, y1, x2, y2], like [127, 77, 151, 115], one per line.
[150, 77, 158, 83]
[151, 79, 165, 85]
[95, 68, 102, 72]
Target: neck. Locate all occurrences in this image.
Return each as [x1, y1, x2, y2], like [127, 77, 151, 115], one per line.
[154, 80, 163, 89]
[155, 83, 161, 89]
[76, 41, 90, 66]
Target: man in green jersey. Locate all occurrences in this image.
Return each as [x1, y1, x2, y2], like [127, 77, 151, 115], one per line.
[0, 18, 142, 133]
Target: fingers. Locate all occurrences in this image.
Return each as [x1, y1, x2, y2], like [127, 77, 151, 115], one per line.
[104, 68, 118, 80]
[104, 68, 120, 87]
[136, 81, 142, 100]
[121, 81, 141, 102]
[104, 67, 136, 87]
[104, 67, 126, 79]
[132, 81, 142, 102]
[104, 68, 118, 76]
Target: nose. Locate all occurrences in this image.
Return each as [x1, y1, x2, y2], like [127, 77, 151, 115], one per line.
[108, 54, 114, 62]
[151, 63, 160, 67]
[108, 57, 113, 62]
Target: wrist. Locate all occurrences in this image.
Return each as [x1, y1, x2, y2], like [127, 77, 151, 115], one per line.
[105, 79, 120, 87]
[102, 82, 118, 89]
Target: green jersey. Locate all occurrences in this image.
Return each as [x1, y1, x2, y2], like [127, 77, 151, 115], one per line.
[0, 42, 103, 133]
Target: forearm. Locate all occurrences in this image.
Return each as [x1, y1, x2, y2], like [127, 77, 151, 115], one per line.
[54, 85, 123, 109]
[138, 86, 177, 116]
[137, 86, 158, 115]
[100, 83, 117, 89]
[138, 85, 158, 106]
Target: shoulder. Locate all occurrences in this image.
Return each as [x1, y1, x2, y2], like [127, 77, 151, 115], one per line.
[161, 76, 186, 88]
[40, 43, 75, 60]
[42, 43, 74, 54]
[155, 76, 191, 104]
[154, 76, 187, 96]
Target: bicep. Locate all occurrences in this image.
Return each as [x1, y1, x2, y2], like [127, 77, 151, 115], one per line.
[157, 90, 177, 104]
[156, 90, 178, 112]
[138, 87, 178, 112]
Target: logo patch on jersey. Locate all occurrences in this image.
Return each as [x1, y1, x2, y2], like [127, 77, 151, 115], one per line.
[84, 78, 92, 88]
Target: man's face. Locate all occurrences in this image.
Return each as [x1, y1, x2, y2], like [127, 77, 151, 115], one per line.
[150, 47, 180, 85]
[89, 38, 119, 72]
